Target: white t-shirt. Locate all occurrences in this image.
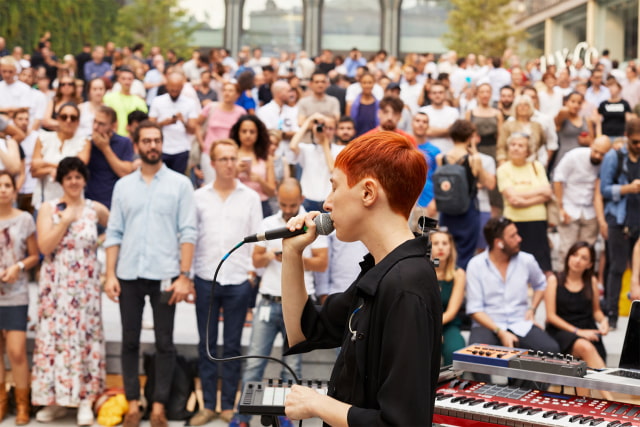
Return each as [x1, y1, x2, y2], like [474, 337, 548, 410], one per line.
[418, 105, 459, 153]
[552, 147, 599, 220]
[258, 208, 328, 296]
[296, 143, 333, 202]
[19, 131, 38, 195]
[149, 93, 201, 154]
[400, 82, 422, 114]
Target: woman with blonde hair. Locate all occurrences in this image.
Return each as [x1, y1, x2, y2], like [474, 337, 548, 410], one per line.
[496, 94, 546, 166]
[431, 230, 466, 365]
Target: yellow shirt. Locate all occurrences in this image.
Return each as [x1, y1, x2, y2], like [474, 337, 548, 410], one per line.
[497, 160, 549, 222]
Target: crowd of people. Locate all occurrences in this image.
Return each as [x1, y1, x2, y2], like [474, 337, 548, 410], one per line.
[0, 32, 639, 425]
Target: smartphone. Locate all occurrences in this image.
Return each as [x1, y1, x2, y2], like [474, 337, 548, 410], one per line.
[160, 290, 174, 304]
[56, 202, 67, 211]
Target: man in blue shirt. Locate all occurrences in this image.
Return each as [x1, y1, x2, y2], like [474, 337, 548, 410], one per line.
[85, 106, 135, 209]
[466, 217, 559, 383]
[413, 112, 440, 215]
[600, 118, 640, 329]
[343, 48, 367, 78]
[104, 121, 196, 427]
[83, 45, 112, 81]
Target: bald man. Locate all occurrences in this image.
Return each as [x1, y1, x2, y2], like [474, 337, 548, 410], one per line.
[553, 135, 612, 266]
[149, 71, 200, 173]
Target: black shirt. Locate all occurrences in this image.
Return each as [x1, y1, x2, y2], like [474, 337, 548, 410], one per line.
[598, 99, 631, 137]
[258, 83, 273, 105]
[626, 158, 640, 230]
[286, 236, 442, 426]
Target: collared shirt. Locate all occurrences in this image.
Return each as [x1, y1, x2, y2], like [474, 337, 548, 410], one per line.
[600, 145, 633, 225]
[466, 251, 546, 337]
[585, 86, 611, 108]
[104, 165, 197, 280]
[148, 93, 200, 154]
[286, 236, 441, 425]
[84, 61, 112, 81]
[553, 147, 600, 220]
[258, 208, 327, 296]
[193, 181, 262, 283]
[313, 231, 368, 296]
[85, 133, 134, 208]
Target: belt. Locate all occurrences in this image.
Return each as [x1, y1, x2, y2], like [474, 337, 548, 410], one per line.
[261, 294, 282, 303]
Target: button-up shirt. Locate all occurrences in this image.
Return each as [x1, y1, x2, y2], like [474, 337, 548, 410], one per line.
[552, 147, 601, 220]
[466, 251, 546, 337]
[193, 181, 262, 284]
[600, 145, 632, 225]
[104, 165, 197, 280]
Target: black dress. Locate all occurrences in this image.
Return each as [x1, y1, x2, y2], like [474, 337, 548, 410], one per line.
[546, 284, 606, 362]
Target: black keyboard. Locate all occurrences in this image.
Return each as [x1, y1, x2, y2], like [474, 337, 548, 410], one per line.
[607, 369, 640, 380]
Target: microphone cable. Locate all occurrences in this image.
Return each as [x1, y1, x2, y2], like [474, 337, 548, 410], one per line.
[204, 240, 306, 427]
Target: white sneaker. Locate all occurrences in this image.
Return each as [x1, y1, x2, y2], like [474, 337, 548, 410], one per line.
[36, 405, 68, 422]
[77, 401, 94, 426]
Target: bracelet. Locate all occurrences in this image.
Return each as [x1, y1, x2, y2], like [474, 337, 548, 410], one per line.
[493, 326, 501, 335]
[574, 327, 579, 334]
[17, 261, 25, 271]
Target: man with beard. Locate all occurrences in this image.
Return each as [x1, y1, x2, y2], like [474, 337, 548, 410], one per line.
[334, 116, 356, 149]
[466, 217, 559, 382]
[418, 82, 458, 151]
[600, 118, 640, 329]
[149, 72, 200, 173]
[361, 96, 416, 145]
[104, 121, 196, 427]
[553, 136, 612, 266]
[497, 85, 515, 120]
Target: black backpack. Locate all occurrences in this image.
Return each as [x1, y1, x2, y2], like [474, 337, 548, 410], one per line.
[433, 154, 471, 215]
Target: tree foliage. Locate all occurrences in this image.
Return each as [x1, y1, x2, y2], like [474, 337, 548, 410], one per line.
[0, 0, 120, 55]
[113, 0, 201, 58]
[442, 0, 527, 58]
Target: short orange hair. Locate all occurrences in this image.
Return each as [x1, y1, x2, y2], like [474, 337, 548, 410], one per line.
[334, 131, 427, 219]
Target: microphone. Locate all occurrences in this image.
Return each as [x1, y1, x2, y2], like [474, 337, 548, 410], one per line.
[243, 213, 334, 243]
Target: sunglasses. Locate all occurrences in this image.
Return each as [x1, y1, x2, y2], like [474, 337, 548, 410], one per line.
[59, 82, 74, 87]
[59, 114, 79, 122]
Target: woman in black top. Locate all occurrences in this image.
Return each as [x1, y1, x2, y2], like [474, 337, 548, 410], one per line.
[598, 76, 633, 139]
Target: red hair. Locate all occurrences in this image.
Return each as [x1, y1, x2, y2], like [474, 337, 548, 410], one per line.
[334, 131, 427, 219]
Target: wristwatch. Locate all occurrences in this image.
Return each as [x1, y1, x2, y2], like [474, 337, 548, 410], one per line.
[179, 271, 191, 278]
[17, 261, 25, 272]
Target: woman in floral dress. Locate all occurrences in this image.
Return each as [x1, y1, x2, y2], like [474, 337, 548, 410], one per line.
[32, 157, 109, 425]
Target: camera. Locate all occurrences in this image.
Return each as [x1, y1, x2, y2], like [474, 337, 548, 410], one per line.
[314, 119, 324, 133]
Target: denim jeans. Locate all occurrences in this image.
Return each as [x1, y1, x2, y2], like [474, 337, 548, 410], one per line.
[194, 276, 251, 411]
[237, 298, 302, 424]
[119, 278, 176, 404]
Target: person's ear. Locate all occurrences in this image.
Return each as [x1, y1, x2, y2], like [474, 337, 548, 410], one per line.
[361, 178, 378, 208]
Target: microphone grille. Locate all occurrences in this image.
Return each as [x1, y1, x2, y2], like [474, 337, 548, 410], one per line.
[314, 213, 334, 236]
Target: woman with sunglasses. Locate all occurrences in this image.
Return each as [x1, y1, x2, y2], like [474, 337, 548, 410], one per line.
[31, 103, 91, 211]
[42, 76, 83, 132]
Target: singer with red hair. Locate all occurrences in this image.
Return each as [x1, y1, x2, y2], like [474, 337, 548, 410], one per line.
[281, 131, 442, 426]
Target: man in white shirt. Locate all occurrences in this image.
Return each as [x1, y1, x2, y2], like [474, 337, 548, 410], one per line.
[553, 137, 612, 267]
[233, 178, 328, 427]
[399, 66, 422, 114]
[18, 66, 45, 132]
[290, 113, 339, 212]
[0, 56, 38, 129]
[419, 82, 459, 152]
[257, 80, 299, 165]
[189, 139, 263, 426]
[487, 57, 512, 105]
[149, 72, 200, 174]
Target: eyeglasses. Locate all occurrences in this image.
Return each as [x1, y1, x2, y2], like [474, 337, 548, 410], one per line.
[140, 138, 162, 144]
[59, 82, 74, 87]
[59, 114, 79, 122]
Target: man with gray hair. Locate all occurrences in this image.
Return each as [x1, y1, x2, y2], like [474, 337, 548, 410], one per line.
[258, 79, 299, 164]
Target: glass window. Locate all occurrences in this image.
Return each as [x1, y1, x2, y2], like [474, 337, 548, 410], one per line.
[182, 0, 225, 47]
[595, 0, 638, 61]
[322, 0, 381, 53]
[400, 0, 450, 55]
[241, 0, 303, 56]
[550, 5, 587, 54]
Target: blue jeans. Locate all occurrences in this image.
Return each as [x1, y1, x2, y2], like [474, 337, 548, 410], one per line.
[237, 298, 301, 423]
[194, 276, 251, 411]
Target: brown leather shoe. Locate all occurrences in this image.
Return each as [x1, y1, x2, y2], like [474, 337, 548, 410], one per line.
[122, 411, 143, 427]
[14, 388, 30, 425]
[0, 383, 7, 422]
[219, 409, 235, 423]
[189, 408, 218, 426]
[150, 411, 169, 427]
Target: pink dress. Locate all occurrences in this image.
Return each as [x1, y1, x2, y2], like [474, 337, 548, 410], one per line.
[31, 199, 105, 406]
[239, 158, 269, 202]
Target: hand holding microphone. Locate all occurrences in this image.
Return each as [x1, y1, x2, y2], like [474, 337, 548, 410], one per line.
[243, 212, 334, 243]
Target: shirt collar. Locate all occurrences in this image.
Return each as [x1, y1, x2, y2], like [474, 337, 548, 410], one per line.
[355, 236, 430, 296]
